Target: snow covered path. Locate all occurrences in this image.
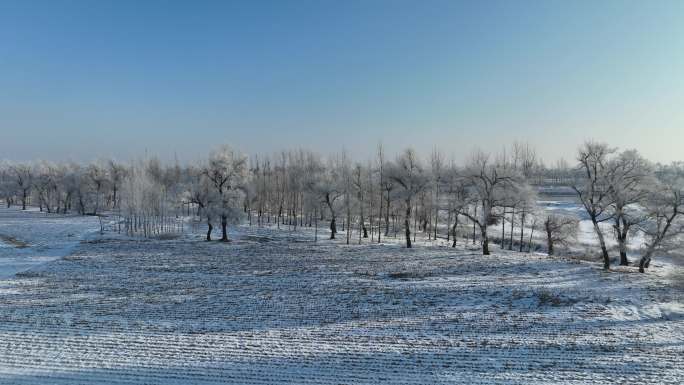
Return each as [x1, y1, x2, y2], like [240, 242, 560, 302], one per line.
[0, 224, 682, 384]
[0, 207, 100, 279]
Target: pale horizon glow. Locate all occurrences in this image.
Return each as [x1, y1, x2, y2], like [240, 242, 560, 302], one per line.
[1, 0, 683, 165]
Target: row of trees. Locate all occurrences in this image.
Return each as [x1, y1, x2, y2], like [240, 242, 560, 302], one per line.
[572, 142, 684, 272]
[1, 141, 682, 273]
[0, 160, 125, 215]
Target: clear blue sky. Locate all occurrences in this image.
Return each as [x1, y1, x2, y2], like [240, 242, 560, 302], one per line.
[1, 0, 682, 164]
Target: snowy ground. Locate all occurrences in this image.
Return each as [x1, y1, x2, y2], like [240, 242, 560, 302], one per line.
[0, 207, 100, 279]
[0, 208, 682, 384]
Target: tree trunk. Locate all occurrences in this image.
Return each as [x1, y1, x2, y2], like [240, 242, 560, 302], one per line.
[330, 217, 336, 239]
[481, 225, 490, 255]
[377, 191, 382, 243]
[384, 190, 391, 237]
[433, 191, 439, 240]
[619, 244, 629, 265]
[220, 215, 229, 242]
[501, 208, 506, 248]
[446, 209, 451, 242]
[509, 208, 515, 250]
[638, 251, 653, 273]
[527, 221, 535, 252]
[314, 208, 318, 242]
[393, 213, 397, 237]
[413, 204, 417, 244]
[618, 223, 630, 266]
[326, 194, 337, 239]
[346, 202, 351, 245]
[638, 211, 677, 272]
[519, 209, 526, 252]
[404, 199, 412, 248]
[592, 219, 610, 269]
[359, 191, 368, 240]
[451, 214, 458, 248]
[472, 206, 477, 245]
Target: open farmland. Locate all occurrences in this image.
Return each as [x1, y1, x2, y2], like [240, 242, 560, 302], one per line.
[4, 1, 684, 383]
[0, 207, 100, 279]
[0, 210, 682, 384]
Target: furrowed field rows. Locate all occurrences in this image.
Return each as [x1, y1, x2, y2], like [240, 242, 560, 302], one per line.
[1, 227, 682, 384]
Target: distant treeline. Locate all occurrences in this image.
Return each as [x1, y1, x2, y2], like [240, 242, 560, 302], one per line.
[1, 141, 682, 273]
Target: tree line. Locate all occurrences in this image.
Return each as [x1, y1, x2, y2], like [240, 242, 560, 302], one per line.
[1, 141, 682, 273]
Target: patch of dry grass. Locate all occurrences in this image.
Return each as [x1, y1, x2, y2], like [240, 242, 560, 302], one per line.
[0, 234, 29, 248]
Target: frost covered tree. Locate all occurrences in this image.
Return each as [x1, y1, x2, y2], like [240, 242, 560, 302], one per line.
[51, 164, 71, 214]
[72, 163, 102, 216]
[85, 162, 109, 215]
[571, 141, 616, 269]
[0, 162, 15, 208]
[307, 155, 345, 239]
[637, 164, 684, 273]
[32, 161, 60, 213]
[203, 145, 248, 242]
[301, 152, 325, 241]
[352, 163, 369, 240]
[607, 150, 653, 266]
[460, 150, 518, 255]
[376, 143, 386, 242]
[380, 154, 395, 238]
[250, 155, 274, 226]
[186, 165, 218, 241]
[119, 158, 184, 237]
[430, 149, 444, 240]
[341, 153, 354, 245]
[290, 150, 311, 229]
[121, 161, 150, 235]
[107, 160, 127, 210]
[496, 143, 540, 251]
[512, 183, 539, 252]
[442, 163, 469, 247]
[387, 148, 429, 248]
[512, 141, 538, 180]
[542, 214, 579, 256]
[10, 163, 33, 210]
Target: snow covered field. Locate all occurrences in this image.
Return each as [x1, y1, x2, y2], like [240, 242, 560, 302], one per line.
[0, 208, 682, 384]
[0, 207, 100, 279]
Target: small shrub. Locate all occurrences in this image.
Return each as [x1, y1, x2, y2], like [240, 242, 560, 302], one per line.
[537, 288, 580, 307]
[388, 271, 431, 280]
